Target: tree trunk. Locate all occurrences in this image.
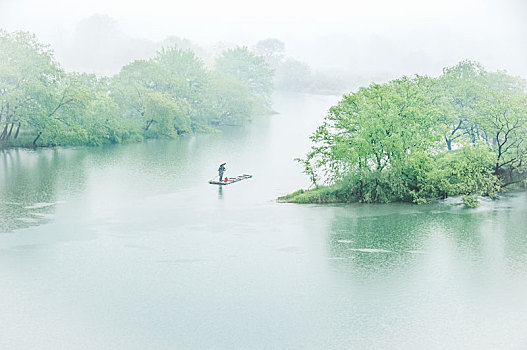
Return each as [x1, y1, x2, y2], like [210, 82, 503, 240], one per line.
[445, 137, 452, 151]
[6, 122, 15, 140]
[145, 119, 154, 131]
[14, 122, 21, 139]
[0, 123, 8, 140]
[33, 131, 42, 146]
[502, 175, 527, 188]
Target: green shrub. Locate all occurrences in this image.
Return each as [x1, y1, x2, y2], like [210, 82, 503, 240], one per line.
[462, 194, 479, 208]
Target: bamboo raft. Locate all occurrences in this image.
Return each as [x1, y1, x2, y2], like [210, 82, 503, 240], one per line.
[209, 174, 253, 185]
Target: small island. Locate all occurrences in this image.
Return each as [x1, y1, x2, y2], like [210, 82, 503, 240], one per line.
[281, 61, 527, 207]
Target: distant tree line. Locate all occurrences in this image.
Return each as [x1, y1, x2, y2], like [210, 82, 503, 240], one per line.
[253, 38, 353, 94]
[284, 61, 527, 206]
[0, 30, 274, 148]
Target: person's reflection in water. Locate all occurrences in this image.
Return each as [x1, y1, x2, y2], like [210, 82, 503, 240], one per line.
[218, 186, 223, 199]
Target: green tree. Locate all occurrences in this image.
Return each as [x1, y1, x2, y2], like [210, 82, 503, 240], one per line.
[433, 61, 487, 150]
[477, 91, 527, 186]
[110, 59, 162, 120]
[215, 47, 274, 108]
[293, 61, 526, 205]
[253, 38, 285, 68]
[143, 91, 190, 138]
[274, 59, 312, 92]
[209, 72, 253, 126]
[0, 30, 62, 145]
[154, 47, 214, 127]
[1, 30, 275, 149]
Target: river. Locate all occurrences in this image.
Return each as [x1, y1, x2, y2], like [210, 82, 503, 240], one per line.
[1, 93, 526, 349]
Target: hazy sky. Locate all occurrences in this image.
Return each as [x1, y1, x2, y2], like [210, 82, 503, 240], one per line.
[1, 0, 525, 78]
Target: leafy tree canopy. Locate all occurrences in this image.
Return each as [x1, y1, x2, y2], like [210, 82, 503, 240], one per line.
[294, 61, 527, 205]
[0, 30, 276, 148]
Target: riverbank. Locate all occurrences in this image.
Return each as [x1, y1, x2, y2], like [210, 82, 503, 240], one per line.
[3, 92, 527, 349]
[1, 31, 276, 150]
[278, 185, 526, 207]
[0, 108, 280, 150]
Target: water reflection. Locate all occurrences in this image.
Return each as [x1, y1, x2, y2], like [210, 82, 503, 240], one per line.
[1, 94, 526, 349]
[0, 148, 89, 232]
[326, 195, 527, 284]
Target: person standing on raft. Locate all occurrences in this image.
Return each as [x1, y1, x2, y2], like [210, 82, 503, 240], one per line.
[218, 163, 226, 181]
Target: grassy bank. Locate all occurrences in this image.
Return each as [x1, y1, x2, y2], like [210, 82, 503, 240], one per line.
[279, 183, 526, 207]
[278, 186, 341, 204]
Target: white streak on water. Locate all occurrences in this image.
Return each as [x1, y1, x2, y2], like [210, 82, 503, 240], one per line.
[24, 202, 56, 209]
[348, 248, 392, 253]
[15, 217, 39, 223]
[406, 250, 428, 254]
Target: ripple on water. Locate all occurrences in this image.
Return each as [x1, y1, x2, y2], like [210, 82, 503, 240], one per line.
[23, 202, 57, 209]
[15, 217, 39, 223]
[348, 248, 393, 253]
[406, 250, 428, 254]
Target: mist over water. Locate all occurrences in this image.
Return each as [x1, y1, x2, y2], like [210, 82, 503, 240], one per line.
[1, 94, 527, 349]
[1, 0, 526, 80]
[2, 1, 527, 348]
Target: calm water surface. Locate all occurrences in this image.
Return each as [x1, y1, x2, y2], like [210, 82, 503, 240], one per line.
[1, 93, 526, 349]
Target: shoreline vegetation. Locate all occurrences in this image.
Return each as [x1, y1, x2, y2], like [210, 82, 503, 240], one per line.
[0, 30, 276, 149]
[0, 31, 352, 150]
[282, 61, 527, 207]
[3, 31, 526, 208]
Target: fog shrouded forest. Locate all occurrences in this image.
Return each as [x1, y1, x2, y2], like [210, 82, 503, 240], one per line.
[1, 0, 526, 78]
[0, 26, 359, 148]
[0, 30, 278, 147]
[2, 0, 527, 205]
[2, 1, 527, 349]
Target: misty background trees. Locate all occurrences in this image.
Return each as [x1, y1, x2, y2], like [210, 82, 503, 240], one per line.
[0, 23, 359, 148]
[2, 23, 526, 206]
[0, 29, 283, 147]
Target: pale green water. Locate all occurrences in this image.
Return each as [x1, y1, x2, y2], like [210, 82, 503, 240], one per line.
[1, 93, 526, 350]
